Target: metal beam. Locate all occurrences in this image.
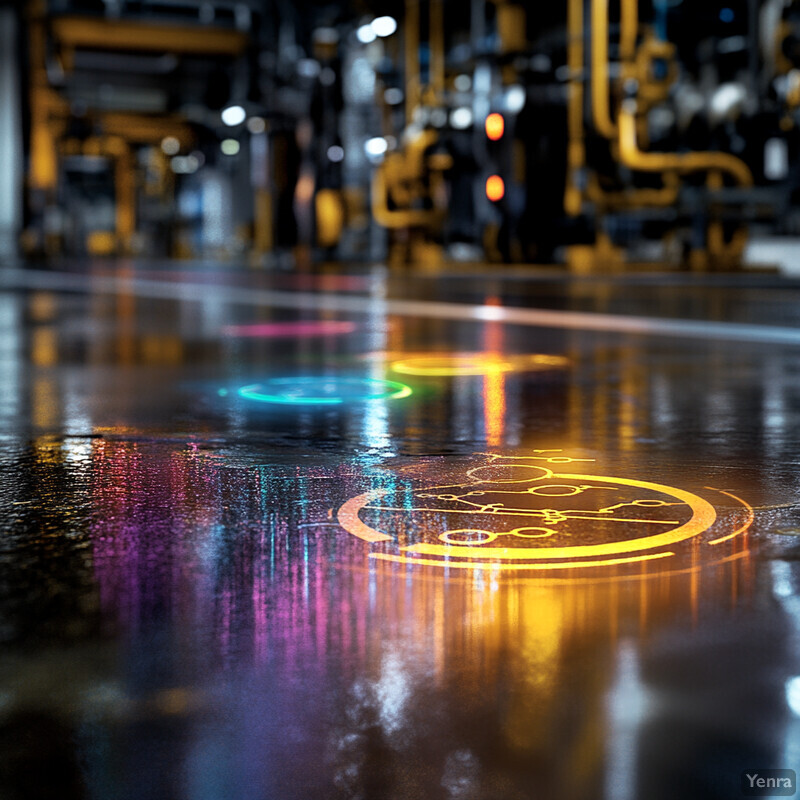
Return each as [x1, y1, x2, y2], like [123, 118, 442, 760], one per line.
[51, 16, 248, 57]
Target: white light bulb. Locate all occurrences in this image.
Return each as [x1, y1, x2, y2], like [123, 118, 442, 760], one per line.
[221, 105, 246, 127]
[220, 139, 240, 156]
[450, 107, 473, 130]
[371, 16, 397, 37]
[364, 137, 388, 157]
[356, 24, 376, 44]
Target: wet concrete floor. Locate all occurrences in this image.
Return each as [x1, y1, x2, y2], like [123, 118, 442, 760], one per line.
[1, 260, 800, 799]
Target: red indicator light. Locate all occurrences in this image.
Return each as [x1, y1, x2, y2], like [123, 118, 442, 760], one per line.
[486, 175, 505, 202]
[485, 113, 505, 141]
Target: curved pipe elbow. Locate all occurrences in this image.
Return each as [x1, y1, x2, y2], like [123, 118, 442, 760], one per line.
[618, 108, 753, 187]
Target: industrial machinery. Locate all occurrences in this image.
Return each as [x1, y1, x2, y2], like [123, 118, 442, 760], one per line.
[10, 0, 800, 270]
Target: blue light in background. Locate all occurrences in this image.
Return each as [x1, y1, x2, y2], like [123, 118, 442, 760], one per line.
[720, 7, 734, 23]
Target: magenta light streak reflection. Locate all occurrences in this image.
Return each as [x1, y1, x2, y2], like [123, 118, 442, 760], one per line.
[89, 439, 374, 679]
[221, 320, 357, 338]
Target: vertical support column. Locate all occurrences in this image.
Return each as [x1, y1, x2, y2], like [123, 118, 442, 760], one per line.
[564, 0, 585, 216]
[111, 138, 136, 253]
[0, 8, 22, 262]
[430, 0, 445, 101]
[405, 0, 420, 126]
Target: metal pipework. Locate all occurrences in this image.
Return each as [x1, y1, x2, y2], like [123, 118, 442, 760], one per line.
[564, 0, 585, 216]
[620, 0, 638, 65]
[615, 0, 752, 187]
[372, 166, 445, 229]
[371, 129, 448, 229]
[586, 0, 677, 209]
[618, 104, 754, 186]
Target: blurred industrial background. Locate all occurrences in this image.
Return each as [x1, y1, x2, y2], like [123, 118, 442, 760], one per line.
[4, 0, 800, 271]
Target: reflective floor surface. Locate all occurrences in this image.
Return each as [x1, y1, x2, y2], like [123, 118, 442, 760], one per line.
[1, 259, 800, 799]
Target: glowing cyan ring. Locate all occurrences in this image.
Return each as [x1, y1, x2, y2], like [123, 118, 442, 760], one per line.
[238, 377, 412, 405]
[389, 352, 569, 377]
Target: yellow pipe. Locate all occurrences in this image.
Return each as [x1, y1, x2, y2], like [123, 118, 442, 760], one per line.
[564, 0, 585, 215]
[620, 0, 638, 64]
[51, 16, 247, 57]
[591, 0, 616, 138]
[372, 166, 443, 229]
[618, 106, 753, 186]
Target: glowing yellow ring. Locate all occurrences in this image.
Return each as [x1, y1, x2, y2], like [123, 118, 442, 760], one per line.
[389, 353, 569, 377]
[391, 355, 515, 376]
[337, 473, 717, 566]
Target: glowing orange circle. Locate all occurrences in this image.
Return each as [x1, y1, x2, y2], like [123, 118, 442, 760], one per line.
[486, 175, 505, 202]
[485, 112, 505, 141]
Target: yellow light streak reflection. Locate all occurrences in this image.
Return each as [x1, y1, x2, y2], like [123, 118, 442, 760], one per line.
[484, 368, 506, 447]
[389, 352, 569, 376]
[370, 551, 675, 570]
[706, 490, 754, 545]
[483, 302, 506, 447]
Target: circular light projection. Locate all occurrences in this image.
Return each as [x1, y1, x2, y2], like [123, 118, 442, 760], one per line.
[372, 16, 398, 37]
[486, 175, 505, 202]
[238, 377, 412, 405]
[161, 136, 180, 156]
[450, 107, 473, 130]
[356, 23, 377, 43]
[247, 116, 266, 134]
[170, 155, 200, 174]
[327, 145, 345, 163]
[365, 137, 388, 157]
[485, 112, 505, 141]
[505, 85, 526, 114]
[221, 105, 246, 127]
[384, 87, 404, 105]
[221, 139, 240, 156]
[297, 58, 321, 79]
[454, 74, 472, 92]
[336, 452, 754, 576]
[430, 108, 448, 128]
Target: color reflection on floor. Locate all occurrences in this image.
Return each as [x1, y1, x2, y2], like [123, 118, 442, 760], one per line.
[1, 264, 799, 799]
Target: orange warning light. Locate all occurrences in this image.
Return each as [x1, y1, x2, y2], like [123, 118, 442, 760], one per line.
[486, 174, 505, 202]
[485, 112, 505, 141]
